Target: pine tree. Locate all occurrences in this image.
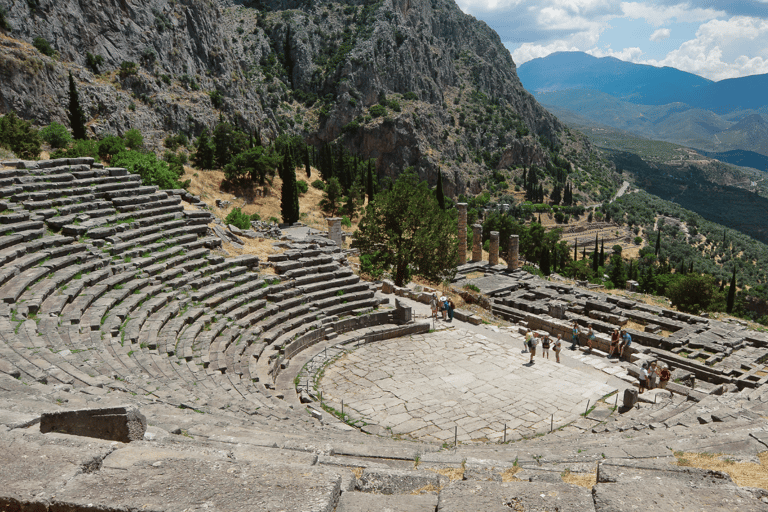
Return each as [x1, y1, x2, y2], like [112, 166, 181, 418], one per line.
[193, 128, 215, 169]
[68, 73, 87, 140]
[435, 170, 445, 210]
[726, 267, 737, 313]
[280, 158, 300, 224]
[655, 230, 661, 256]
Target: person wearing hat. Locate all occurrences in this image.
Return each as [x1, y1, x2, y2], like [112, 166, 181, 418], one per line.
[429, 292, 439, 319]
[639, 362, 650, 394]
[442, 295, 454, 321]
[440, 295, 448, 320]
[659, 363, 670, 389]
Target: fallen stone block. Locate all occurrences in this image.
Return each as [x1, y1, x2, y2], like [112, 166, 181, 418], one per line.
[356, 467, 442, 495]
[337, 491, 437, 512]
[40, 406, 147, 443]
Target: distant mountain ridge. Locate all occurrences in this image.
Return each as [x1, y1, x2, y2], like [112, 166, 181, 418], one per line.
[518, 52, 768, 157]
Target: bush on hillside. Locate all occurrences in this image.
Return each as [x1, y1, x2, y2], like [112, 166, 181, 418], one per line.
[296, 180, 308, 194]
[39, 122, 72, 149]
[110, 150, 188, 190]
[124, 128, 143, 150]
[33, 37, 55, 57]
[0, 112, 41, 159]
[97, 135, 125, 162]
[50, 139, 99, 161]
[224, 207, 251, 230]
[311, 179, 325, 190]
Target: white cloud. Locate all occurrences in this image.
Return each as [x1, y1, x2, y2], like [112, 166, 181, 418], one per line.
[641, 16, 768, 80]
[650, 28, 670, 41]
[587, 46, 645, 61]
[511, 41, 582, 64]
[620, 2, 724, 26]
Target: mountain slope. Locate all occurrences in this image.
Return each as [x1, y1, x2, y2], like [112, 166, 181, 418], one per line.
[518, 51, 712, 105]
[0, 0, 616, 201]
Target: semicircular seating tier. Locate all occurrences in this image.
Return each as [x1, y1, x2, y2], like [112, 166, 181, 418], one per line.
[0, 158, 413, 426]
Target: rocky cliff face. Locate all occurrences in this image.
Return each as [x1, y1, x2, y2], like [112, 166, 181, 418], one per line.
[0, 0, 612, 198]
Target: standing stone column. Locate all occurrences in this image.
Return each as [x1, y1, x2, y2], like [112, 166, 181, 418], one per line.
[327, 218, 342, 246]
[457, 203, 467, 265]
[489, 231, 499, 265]
[508, 234, 519, 270]
[471, 224, 483, 262]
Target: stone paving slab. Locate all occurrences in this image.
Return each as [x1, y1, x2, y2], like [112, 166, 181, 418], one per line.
[321, 328, 616, 443]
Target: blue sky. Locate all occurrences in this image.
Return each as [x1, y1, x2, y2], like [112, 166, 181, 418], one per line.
[457, 0, 768, 81]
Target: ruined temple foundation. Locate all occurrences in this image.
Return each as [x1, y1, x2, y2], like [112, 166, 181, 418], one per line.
[327, 217, 342, 246]
[457, 203, 467, 265]
[471, 224, 483, 262]
[489, 231, 499, 265]
[508, 234, 519, 269]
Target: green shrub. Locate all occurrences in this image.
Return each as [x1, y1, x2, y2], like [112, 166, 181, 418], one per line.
[119, 61, 138, 78]
[50, 139, 99, 160]
[388, 100, 401, 112]
[341, 120, 359, 134]
[250, 212, 261, 221]
[123, 128, 143, 150]
[341, 215, 352, 228]
[110, 150, 188, 190]
[39, 122, 71, 149]
[311, 179, 326, 190]
[33, 37, 55, 57]
[369, 104, 387, 118]
[403, 91, 418, 101]
[0, 112, 41, 159]
[634, 236, 643, 245]
[97, 135, 125, 162]
[224, 207, 251, 230]
[85, 52, 104, 74]
[209, 90, 223, 108]
[296, 180, 308, 194]
[163, 133, 188, 151]
[0, 6, 10, 31]
[268, 216, 279, 223]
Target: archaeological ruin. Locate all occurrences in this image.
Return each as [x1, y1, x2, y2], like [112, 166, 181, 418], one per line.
[0, 160, 767, 511]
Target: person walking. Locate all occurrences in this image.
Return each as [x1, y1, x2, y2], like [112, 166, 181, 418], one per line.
[439, 296, 448, 320]
[429, 293, 439, 319]
[541, 333, 550, 360]
[586, 325, 595, 353]
[523, 329, 532, 353]
[553, 334, 562, 363]
[570, 322, 580, 350]
[648, 361, 659, 390]
[529, 333, 538, 364]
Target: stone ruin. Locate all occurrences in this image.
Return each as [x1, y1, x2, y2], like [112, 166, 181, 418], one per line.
[0, 164, 765, 511]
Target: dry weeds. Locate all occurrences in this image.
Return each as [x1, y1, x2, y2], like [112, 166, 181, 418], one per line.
[674, 451, 768, 490]
[501, 466, 522, 482]
[560, 468, 597, 488]
[430, 467, 465, 481]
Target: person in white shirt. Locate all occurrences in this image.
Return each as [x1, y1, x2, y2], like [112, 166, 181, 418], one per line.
[523, 329, 532, 353]
[639, 363, 650, 393]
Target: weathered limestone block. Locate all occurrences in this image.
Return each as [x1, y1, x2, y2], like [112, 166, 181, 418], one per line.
[40, 406, 147, 443]
[457, 202, 467, 265]
[472, 224, 483, 262]
[508, 234, 519, 269]
[327, 217, 342, 246]
[393, 299, 412, 325]
[489, 231, 499, 265]
[623, 388, 638, 408]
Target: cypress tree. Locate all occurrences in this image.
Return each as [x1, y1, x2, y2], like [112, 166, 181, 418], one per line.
[655, 230, 661, 256]
[573, 240, 577, 261]
[366, 160, 374, 203]
[304, 145, 311, 178]
[540, 246, 550, 276]
[689, 262, 693, 274]
[726, 267, 737, 314]
[592, 234, 599, 273]
[435, 170, 445, 210]
[193, 128, 215, 170]
[280, 158, 300, 224]
[599, 239, 605, 267]
[68, 72, 87, 140]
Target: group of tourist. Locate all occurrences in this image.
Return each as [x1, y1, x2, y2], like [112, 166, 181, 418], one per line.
[524, 329, 563, 364]
[430, 292, 455, 322]
[567, 323, 632, 360]
[637, 360, 671, 393]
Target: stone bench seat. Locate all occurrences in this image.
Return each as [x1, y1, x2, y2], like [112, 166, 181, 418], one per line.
[106, 219, 186, 245]
[319, 294, 378, 318]
[0, 229, 45, 252]
[135, 246, 186, 274]
[0, 211, 30, 224]
[111, 192, 168, 211]
[156, 256, 210, 282]
[80, 282, 146, 333]
[21, 258, 106, 314]
[107, 223, 188, 255]
[118, 233, 200, 260]
[137, 302, 181, 352]
[55, 199, 114, 217]
[178, 314, 227, 362]
[205, 277, 268, 309]
[114, 204, 184, 225]
[106, 185, 160, 201]
[160, 307, 205, 357]
[115, 195, 182, 214]
[189, 272, 249, 303]
[0, 220, 44, 236]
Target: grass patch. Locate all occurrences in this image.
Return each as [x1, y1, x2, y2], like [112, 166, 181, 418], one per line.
[674, 451, 768, 489]
[561, 468, 597, 488]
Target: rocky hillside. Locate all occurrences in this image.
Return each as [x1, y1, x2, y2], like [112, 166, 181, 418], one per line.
[0, 0, 616, 199]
